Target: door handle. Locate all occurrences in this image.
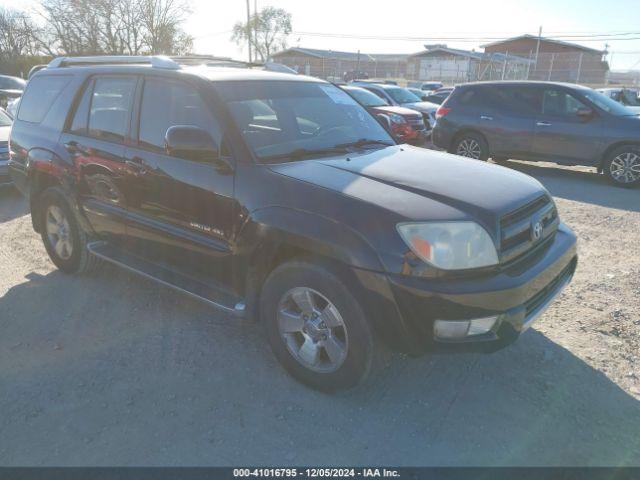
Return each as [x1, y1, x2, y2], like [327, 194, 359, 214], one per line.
[480, 115, 493, 121]
[536, 121, 552, 127]
[64, 141, 85, 155]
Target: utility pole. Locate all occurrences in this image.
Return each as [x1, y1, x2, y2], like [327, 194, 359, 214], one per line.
[246, 0, 252, 63]
[534, 26, 542, 78]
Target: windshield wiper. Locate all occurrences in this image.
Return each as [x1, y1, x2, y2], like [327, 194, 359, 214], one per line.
[334, 138, 394, 150]
[260, 146, 348, 162]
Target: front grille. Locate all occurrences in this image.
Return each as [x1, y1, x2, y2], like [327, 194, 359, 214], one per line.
[408, 117, 426, 131]
[499, 195, 559, 264]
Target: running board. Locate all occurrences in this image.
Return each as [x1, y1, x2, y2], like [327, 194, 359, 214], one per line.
[87, 241, 246, 317]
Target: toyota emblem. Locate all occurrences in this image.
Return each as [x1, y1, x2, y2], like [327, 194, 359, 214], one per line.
[532, 221, 543, 241]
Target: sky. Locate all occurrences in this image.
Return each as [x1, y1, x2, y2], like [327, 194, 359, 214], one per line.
[3, 0, 640, 70]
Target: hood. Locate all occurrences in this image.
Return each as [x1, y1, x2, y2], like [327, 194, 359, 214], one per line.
[370, 105, 422, 118]
[268, 145, 547, 230]
[625, 106, 640, 114]
[400, 101, 439, 113]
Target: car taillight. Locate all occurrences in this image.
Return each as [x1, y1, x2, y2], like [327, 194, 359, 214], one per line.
[436, 106, 451, 120]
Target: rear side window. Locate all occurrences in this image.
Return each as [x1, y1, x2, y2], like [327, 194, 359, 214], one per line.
[17, 75, 71, 123]
[138, 77, 221, 152]
[88, 76, 136, 143]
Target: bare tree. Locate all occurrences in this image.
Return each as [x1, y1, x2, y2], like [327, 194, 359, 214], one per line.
[0, 7, 41, 58]
[139, 0, 193, 55]
[232, 6, 292, 62]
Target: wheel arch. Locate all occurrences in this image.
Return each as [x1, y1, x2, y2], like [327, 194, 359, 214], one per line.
[598, 141, 640, 170]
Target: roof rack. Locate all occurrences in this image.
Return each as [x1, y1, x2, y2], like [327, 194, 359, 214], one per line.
[47, 55, 181, 70]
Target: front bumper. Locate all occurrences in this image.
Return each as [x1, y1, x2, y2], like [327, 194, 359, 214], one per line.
[355, 223, 577, 355]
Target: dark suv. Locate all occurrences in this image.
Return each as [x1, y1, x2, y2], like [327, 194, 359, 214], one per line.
[433, 81, 640, 187]
[9, 57, 577, 391]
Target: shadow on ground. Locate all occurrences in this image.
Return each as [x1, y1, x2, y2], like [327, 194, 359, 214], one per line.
[0, 186, 29, 223]
[1, 267, 639, 466]
[503, 160, 640, 212]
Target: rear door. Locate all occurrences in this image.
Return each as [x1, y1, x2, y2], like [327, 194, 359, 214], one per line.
[531, 87, 605, 165]
[59, 75, 138, 245]
[123, 75, 236, 287]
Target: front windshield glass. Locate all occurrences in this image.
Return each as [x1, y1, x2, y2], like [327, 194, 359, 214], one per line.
[385, 87, 421, 104]
[0, 76, 26, 90]
[583, 90, 636, 116]
[0, 109, 11, 126]
[216, 81, 394, 163]
[346, 87, 389, 107]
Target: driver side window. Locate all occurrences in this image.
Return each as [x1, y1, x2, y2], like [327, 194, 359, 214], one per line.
[138, 77, 221, 153]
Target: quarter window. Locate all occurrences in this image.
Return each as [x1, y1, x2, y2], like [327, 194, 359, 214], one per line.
[17, 75, 71, 124]
[138, 78, 221, 152]
[88, 76, 136, 143]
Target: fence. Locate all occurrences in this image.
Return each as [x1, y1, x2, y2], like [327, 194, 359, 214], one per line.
[273, 51, 636, 88]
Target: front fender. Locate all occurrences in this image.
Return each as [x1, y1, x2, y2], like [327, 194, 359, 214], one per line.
[238, 205, 385, 272]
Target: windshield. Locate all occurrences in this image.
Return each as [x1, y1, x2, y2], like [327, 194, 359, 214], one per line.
[385, 87, 421, 104]
[345, 87, 389, 107]
[583, 90, 637, 116]
[0, 109, 11, 126]
[0, 76, 26, 91]
[216, 81, 394, 163]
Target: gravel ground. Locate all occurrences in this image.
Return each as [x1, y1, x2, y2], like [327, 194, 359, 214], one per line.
[0, 161, 639, 466]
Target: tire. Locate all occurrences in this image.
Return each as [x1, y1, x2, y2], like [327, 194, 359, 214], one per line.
[602, 145, 640, 188]
[260, 260, 385, 392]
[453, 132, 489, 161]
[37, 186, 102, 274]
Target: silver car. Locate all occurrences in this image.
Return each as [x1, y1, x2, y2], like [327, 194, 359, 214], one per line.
[0, 108, 12, 186]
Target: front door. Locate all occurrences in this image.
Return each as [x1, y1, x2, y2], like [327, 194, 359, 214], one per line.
[532, 87, 605, 165]
[123, 75, 236, 288]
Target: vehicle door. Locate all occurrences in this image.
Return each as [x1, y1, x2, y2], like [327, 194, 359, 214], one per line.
[123, 75, 236, 287]
[531, 87, 605, 164]
[463, 85, 539, 158]
[59, 75, 138, 246]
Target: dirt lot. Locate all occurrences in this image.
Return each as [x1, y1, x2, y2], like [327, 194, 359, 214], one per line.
[0, 160, 639, 466]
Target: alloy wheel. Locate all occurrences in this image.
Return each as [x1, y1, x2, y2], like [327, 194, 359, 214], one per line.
[610, 152, 640, 184]
[456, 138, 482, 159]
[277, 287, 349, 373]
[45, 205, 74, 260]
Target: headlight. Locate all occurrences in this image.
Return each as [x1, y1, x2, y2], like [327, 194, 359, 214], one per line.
[397, 221, 498, 270]
[388, 113, 407, 124]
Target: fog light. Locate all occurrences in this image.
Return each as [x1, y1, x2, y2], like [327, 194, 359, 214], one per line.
[434, 316, 498, 340]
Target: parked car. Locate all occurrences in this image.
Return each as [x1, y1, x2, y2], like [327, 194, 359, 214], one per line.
[341, 85, 428, 144]
[423, 88, 454, 105]
[407, 87, 428, 101]
[0, 74, 26, 109]
[6, 97, 20, 118]
[421, 81, 443, 91]
[343, 70, 369, 82]
[10, 57, 577, 391]
[0, 108, 12, 186]
[433, 81, 640, 187]
[351, 82, 439, 130]
[596, 88, 640, 114]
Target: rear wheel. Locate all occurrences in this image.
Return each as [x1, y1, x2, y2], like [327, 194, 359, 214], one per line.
[261, 260, 384, 392]
[38, 186, 102, 274]
[453, 132, 489, 160]
[603, 146, 640, 188]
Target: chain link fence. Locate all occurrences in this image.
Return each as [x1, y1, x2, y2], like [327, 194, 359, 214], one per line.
[272, 51, 638, 88]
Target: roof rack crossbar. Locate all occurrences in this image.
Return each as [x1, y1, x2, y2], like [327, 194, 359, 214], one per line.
[47, 55, 181, 70]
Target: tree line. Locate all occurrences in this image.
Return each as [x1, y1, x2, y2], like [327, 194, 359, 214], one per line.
[1, 0, 192, 77]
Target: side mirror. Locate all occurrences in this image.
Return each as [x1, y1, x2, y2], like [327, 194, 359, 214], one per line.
[576, 108, 594, 119]
[165, 125, 219, 162]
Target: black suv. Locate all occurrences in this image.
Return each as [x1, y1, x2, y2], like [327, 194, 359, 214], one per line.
[9, 57, 577, 391]
[433, 81, 640, 188]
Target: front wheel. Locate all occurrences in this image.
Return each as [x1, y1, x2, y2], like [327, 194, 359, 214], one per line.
[261, 260, 383, 392]
[453, 133, 489, 160]
[603, 146, 640, 188]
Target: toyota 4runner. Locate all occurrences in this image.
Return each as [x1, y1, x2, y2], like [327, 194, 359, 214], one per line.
[9, 56, 577, 391]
